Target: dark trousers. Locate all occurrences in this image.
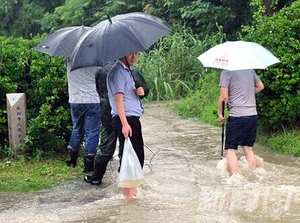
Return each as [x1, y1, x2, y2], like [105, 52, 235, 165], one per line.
[112, 116, 144, 169]
[93, 99, 117, 180]
[93, 102, 144, 180]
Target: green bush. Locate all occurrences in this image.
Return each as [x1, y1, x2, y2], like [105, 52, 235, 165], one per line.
[0, 36, 70, 158]
[265, 130, 300, 156]
[242, 1, 300, 130]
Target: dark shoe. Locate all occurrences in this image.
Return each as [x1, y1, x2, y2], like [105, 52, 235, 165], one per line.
[83, 155, 95, 173]
[84, 175, 102, 185]
[66, 149, 79, 168]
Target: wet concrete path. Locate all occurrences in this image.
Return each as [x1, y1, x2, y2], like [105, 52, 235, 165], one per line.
[1, 103, 300, 223]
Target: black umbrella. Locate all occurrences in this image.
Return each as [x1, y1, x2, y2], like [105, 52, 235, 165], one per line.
[69, 12, 170, 70]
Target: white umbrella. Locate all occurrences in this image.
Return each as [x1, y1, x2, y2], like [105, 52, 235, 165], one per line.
[198, 41, 280, 71]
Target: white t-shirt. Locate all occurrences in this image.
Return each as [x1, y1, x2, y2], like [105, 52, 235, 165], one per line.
[67, 66, 100, 104]
[219, 69, 260, 117]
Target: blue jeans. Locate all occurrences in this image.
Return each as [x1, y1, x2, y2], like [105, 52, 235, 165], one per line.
[68, 103, 101, 155]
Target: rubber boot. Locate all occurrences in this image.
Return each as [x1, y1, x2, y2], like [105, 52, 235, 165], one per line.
[84, 174, 102, 185]
[83, 157, 106, 185]
[83, 155, 95, 173]
[66, 149, 79, 168]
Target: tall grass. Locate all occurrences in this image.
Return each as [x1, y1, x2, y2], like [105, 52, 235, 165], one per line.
[260, 130, 300, 156]
[137, 26, 224, 101]
[172, 71, 220, 126]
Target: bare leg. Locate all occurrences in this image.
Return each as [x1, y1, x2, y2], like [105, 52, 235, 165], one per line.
[243, 146, 256, 170]
[226, 149, 238, 176]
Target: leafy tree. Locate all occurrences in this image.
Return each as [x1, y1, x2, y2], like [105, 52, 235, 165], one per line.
[243, 1, 300, 130]
[0, 0, 45, 37]
[180, 1, 231, 36]
[0, 0, 22, 36]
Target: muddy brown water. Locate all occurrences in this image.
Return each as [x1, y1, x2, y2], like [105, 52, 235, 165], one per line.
[1, 103, 300, 223]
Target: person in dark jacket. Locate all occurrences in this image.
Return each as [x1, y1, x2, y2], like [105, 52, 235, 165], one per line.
[84, 62, 149, 185]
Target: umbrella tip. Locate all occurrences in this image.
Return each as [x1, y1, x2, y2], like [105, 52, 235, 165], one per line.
[107, 15, 112, 24]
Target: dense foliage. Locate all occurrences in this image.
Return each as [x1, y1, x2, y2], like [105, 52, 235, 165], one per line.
[1, 0, 253, 37]
[0, 0, 299, 157]
[0, 37, 70, 158]
[242, 0, 300, 130]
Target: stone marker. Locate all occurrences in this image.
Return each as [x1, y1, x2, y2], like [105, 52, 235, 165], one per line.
[6, 93, 27, 154]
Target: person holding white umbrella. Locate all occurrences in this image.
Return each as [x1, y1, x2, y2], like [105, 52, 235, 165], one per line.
[198, 41, 280, 176]
[218, 69, 264, 175]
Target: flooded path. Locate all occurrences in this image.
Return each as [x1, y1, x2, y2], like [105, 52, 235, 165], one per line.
[1, 102, 300, 223]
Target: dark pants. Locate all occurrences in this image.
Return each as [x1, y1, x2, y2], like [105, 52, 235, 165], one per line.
[93, 98, 117, 180]
[112, 116, 144, 169]
[93, 99, 144, 181]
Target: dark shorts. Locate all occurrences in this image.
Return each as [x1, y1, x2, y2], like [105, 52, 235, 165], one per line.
[225, 115, 258, 150]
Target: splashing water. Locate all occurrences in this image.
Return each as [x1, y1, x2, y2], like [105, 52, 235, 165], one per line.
[1, 103, 300, 223]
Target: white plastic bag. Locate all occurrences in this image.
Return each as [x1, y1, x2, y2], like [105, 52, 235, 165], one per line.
[118, 138, 144, 188]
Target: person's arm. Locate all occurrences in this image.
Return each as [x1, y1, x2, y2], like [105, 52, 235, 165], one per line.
[114, 93, 132, 138]
[218, 87, 228, 124]
[218, 70, 231, 124]
[254, 72, 264, 93]
[255, 80, 264, 93]
[108, 67, 132, 138]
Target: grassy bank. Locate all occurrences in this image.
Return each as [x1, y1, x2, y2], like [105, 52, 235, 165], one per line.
[172, 71, 219, 126]
[171, 72, 300, 157]
[259, 130, 300, 156]
[0, 158, 82, 192]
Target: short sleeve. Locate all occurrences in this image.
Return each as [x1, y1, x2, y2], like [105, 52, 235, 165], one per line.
[219, 70, 231, 88]
[108, 69, 126, 95]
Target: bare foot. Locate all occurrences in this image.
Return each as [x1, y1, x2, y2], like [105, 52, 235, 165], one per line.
[122, 188, 137, 200]
[130, 188, 137, 197]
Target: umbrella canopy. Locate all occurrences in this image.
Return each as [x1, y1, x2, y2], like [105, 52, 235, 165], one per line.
[35, 26, 92, 57]
[198, 41, 280, 71]
[69, 12, 170, 70]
